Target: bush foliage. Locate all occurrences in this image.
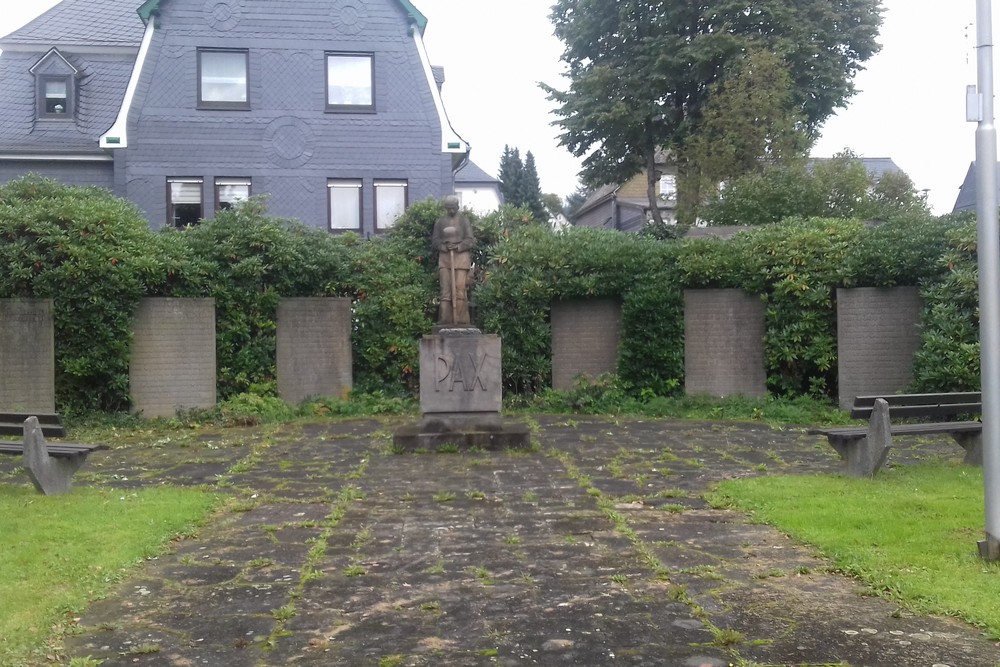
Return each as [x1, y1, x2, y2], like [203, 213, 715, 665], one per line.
[0, 176, 170, 412]
[0, 176, 985, 413]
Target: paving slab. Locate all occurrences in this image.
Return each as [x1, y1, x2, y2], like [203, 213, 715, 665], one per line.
[2, 416, 997, 666]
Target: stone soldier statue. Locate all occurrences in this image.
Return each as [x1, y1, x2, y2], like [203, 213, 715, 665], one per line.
[431, 195, 475, 326]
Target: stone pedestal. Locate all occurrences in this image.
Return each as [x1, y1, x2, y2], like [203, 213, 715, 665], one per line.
[0, 299, 55, 413]
[393, 330, 530, 451]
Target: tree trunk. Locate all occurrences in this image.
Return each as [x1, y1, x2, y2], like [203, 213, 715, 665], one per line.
[644, 127, 664, 226]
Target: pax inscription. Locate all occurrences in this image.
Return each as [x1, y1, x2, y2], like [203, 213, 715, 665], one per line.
[420, 334, 501, 414]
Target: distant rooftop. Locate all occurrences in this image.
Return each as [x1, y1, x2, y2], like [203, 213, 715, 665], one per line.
[455, 160, 497, 184]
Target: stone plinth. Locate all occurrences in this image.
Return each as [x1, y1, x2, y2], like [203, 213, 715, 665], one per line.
[277, 298, 352, 405]
[130, 298, 216, 418]
[394, 330, 530, 451]
[0, 299, 55, 413]
[551, 298, 622, 390]
[684, 289, 766, 398]
[419, 332, 502, 414]
[836, 287, 922, 410]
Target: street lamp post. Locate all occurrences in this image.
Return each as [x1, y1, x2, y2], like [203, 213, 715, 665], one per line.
[972, 0, 1000, 561]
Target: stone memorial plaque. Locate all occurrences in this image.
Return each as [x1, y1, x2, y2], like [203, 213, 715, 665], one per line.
[419, 333, 501, 415]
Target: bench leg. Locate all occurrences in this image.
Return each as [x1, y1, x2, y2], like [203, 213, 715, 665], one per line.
[23, 417, 84, 495]
[829, 398, 892, 478]
[953, 432, 983, 466]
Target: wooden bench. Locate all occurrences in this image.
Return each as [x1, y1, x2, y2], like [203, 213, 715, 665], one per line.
[0, 414, 106, 495]
[0, 411, 65, 438]
[808, 392, 982, 477]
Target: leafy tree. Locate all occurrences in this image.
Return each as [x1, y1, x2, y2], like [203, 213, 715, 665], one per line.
[542, 193, 564, 221]
[701, 151, 929, 226]
[681, 49, 810, 208]
[563, 185, 593, 219]
[543, 0, 883, 224]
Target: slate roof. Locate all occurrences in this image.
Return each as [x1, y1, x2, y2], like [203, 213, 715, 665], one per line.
[952, 161, 1000, 213]
[808, 156, 903, 180]
[0, 0, 144, 48]
[455, 160, 497, 185]
[0, 1, 140, 154]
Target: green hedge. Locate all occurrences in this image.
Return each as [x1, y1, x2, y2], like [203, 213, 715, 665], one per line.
[0, 176, 170, 412]
[0, 176, 984, 412]
[474, 225, 683, 395]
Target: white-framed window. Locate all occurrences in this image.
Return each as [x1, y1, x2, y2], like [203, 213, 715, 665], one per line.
[328, 179, 362, 231]
[41, 77, 70, 116]
[168, 178, 204, 227]
[198, 49, 249, 108]
[374, 180, 407, 231]
[215, 177, 251, 210]
[326, 53, 373, 112]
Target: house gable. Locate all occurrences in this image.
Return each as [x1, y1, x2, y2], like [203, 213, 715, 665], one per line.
[0, 0, 468, 234]
[108, 0, 465, 232]
[135, 0, 428, 32]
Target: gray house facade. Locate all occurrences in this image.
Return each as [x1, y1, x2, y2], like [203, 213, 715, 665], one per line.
[0, 0, 469, 235]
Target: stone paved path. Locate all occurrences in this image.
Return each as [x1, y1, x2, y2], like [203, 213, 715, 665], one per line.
[11, 416, 1000, 666]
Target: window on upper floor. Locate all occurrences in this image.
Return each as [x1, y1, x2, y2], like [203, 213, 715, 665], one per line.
[168, 178, 204, 227]
[30, 49, 78, 120]
[374, 180, 407, 231]
[198, 49, 249, 109]
[328, 179, 362, 232]
[41, 77, 71, 116]
[326, 53, 373, 112]
[215, 178, 251, 211]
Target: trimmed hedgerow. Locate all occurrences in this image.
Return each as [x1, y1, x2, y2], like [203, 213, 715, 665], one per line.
[474, 225, 683, 395]
[0, 175, 983, 411]
[909, 213, 981, 392]
[0, 176, 173, 412]
[163, 197, 355, 398]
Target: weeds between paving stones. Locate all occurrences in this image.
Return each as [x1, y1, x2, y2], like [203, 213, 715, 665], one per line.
[32, 415, 1000, 666]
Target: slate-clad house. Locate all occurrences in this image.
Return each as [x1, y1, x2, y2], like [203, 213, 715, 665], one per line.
[0, 0, 470, 235]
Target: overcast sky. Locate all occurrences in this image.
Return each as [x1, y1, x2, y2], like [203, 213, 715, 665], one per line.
[0, 1, 988, 214]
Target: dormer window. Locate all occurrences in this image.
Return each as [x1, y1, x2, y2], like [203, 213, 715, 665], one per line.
[30, 49, 78, 120]
[42, 78, 70, 115]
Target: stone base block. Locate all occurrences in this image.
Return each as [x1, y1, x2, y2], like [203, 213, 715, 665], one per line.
[420, 333, 502, 414]
[392, 414, 531, 452]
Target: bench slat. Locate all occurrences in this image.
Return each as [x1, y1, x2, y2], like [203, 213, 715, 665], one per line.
[0, 441, 106, 458]
[811, 421, 982, 439]
[0, 422, 66, 438]
[851, 392, 982, 408]
[849, 403, 982, 420]
[0, 412, 63, 425]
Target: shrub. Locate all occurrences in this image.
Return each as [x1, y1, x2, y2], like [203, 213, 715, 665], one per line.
[474, 226, 683, 395]
[165, 197, 353, 398]
[0, 176, 170, 412]
[910, 216, 981, 392]
[701, 152, 929, 226]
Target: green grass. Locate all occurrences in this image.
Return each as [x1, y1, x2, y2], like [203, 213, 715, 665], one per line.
[712, 463, 1000, 638]
[0, 485, 219, 666]
[509, 389, 849, 426]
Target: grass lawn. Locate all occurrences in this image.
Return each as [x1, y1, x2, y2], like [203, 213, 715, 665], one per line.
[0, 484, 220, 666]
[712, 462, 1000, 639]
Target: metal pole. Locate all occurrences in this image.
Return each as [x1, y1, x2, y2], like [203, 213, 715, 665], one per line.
[974, 0, 1000, 560]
